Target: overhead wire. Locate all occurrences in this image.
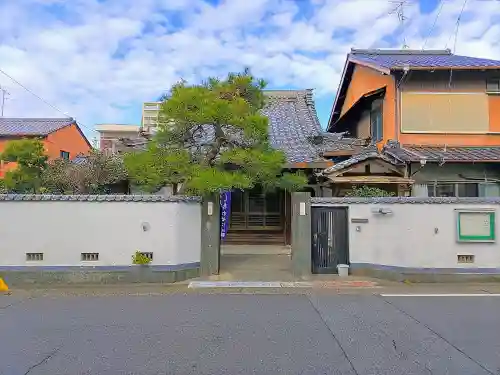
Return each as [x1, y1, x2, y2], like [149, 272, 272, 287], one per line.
[422, 0, 445, 49]
[0, 67, 95, 134]
[443, 0, 468, 154]
[445, 0, 469, 52]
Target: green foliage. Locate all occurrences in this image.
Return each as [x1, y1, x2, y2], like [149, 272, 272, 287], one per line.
[132, 251, 152, 265]
[42, 149, 127, 194]
[1, 139, 48, 193]
[124, 142, 191, 193]
[0, 179, 6, 194]
[125, 69, 307, 195]
[344, 185, 395, 197]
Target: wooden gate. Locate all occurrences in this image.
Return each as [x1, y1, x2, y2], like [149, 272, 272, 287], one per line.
[311, 207, 349, 274]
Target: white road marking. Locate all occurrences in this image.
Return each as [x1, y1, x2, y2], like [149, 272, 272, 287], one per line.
[381, 294, 500, 297]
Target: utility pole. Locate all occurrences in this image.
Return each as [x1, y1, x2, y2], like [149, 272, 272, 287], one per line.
[0, 86, 10, 117]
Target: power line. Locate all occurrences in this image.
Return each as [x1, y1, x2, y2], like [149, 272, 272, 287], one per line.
[445, 0, 469, 53]
[0, 67, 94, 133]
[422, 0, 445, 49]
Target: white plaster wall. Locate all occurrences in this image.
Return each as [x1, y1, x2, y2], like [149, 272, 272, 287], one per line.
[0, 201, 202, 267]
[341, 204, 500, 269]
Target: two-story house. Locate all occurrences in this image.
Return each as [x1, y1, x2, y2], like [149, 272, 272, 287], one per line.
[0, 118, 92, 177]
[323, 49, 500, 197]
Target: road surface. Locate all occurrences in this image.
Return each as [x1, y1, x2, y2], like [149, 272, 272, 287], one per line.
[1, 292, 499, 374]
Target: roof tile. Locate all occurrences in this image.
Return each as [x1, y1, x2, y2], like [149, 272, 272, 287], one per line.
[121, 90, 365, 164]
[312, 196, 500, 204]
[350, 49, 500, 69]
[322, 151, 400, 174]
[384, 144, 500, 163]
[0, 194, 201, 203]
[0, 118, 75, 136]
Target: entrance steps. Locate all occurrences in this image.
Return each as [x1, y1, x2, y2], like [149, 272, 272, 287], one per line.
[223, 230, 285, 245]
[221, 245, 290, 255]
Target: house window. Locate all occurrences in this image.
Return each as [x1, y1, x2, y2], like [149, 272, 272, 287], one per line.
[60, 151, 70, 160]
[370, 102, 383, 142]
[427, 183, 480, 197]
[486, 79, 500, 93]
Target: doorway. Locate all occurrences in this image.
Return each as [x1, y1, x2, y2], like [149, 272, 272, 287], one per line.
[218, 187, 292, 280]
[311, 207, 349, 274]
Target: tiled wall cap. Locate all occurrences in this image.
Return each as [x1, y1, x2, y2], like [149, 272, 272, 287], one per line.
[0, 194, 202, 203]
[311, 197, 500, 204]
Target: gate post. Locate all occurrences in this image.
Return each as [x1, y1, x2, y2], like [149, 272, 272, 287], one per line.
[200, 194, 221, 276]
[291, 192, 312, 276]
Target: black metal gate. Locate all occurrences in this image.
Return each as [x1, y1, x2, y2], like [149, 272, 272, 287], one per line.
[311, 207, 349, 274]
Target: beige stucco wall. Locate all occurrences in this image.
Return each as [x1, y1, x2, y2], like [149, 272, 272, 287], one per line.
[0, 200, 202, 267]
[400, 70, 494, 134]
[400, 92, 489, 133]
[340, 203, 500, 269]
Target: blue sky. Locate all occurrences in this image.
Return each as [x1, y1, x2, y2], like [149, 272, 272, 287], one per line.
[1, 0, 499, 141]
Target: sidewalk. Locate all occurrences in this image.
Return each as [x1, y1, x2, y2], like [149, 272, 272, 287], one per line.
[4, 279, 500, 298]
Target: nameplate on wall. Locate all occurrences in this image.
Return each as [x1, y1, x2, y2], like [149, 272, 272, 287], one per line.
[455, 209, 496, 243]
[351, 218, 369, 224]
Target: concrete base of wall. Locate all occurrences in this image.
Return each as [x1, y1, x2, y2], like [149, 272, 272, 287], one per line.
[0, 265, 200, 286]
[351, 263, 500, 283]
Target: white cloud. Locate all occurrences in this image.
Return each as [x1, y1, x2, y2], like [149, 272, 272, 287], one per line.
[0, 0, 499, 138]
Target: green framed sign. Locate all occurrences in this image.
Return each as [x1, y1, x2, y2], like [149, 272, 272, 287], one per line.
[456, 209, 496, 243]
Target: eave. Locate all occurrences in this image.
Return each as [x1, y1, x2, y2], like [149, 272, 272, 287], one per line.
[326, 56, 390, 133]
[326, 175, 414, 184]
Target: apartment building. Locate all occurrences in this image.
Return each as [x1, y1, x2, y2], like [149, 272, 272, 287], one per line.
[142, 102, 161, 132]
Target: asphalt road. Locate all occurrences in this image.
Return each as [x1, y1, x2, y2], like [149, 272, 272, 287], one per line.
[1, 293, 499, 374]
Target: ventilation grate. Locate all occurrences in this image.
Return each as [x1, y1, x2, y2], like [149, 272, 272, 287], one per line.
[81, 253, 99, 261]
[457, 254, 475, 264]
[26, 253, 44, 261]
[140, 252, 153, 261]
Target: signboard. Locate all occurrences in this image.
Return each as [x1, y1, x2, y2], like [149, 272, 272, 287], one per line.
[220, 191, 231, 239]
[456, 209, 496, 242]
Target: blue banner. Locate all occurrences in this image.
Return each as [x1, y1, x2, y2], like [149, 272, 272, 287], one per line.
[220, 191, 231, 239]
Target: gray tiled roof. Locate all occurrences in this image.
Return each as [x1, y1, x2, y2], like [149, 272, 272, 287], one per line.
[350, 49, 500, 70]
[311, 196, 500, 204]
[0, 194, 201, 203]
[121, 90, 365, 164]
[0, 118, 76, 136]
[383, 144, 500, 163]
[264, 90, 360, 163]
[321, 151, 399, 174]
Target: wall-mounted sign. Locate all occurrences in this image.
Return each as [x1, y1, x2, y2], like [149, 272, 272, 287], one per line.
[220, 192, 231, 239]
[456, 209, 496, 243]
[299, 202, 306, 216]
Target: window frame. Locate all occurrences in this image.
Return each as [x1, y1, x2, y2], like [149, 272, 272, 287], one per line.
[60, 150, 70, 160]
[486, 78, 500, 93]
[427, 182, 481, 197]
[369, 101, 383, 142]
